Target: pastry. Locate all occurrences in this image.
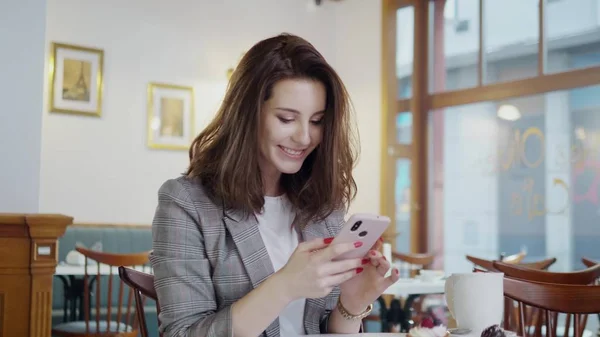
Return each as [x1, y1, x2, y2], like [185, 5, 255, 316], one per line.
[481, 325, 506, 337]
[408, 317, 450, 337]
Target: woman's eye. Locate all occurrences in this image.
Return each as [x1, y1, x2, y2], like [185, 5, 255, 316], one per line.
[311, 119, 323, 125]
[278, 117, 293, 123]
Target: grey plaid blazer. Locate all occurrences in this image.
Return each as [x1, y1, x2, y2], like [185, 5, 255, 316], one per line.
[149, 176, 345, 337]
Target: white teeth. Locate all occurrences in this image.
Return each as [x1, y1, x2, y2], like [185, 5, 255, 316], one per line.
[281, 147, 303, 156]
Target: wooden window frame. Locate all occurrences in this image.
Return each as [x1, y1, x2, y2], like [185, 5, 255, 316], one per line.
[381, 0, 600, 253]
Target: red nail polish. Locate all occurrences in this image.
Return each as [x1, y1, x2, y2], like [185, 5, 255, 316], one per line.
[394, 269, 399, 275]
[383, 256, 387, 261]
[356, 267, 364, 274]
[370, 251, 377, 256]
[324, 237, 334, 244]
[354, 241, 363, 248]
[379, 237, 384, 243]
[361, 258, 370, 265]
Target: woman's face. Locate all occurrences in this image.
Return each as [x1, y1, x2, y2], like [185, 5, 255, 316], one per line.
[258, 78, 326, 180]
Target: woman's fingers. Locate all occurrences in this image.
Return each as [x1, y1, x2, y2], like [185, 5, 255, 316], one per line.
[323, 268, 361, 287]
[379, 267, 401, 290]
[367, 250, 391, 276]
[299, 237, 333, 252]
[372, 237, 384, 251]
[317, 241, 358, 262]
[325, 258, 365, 275]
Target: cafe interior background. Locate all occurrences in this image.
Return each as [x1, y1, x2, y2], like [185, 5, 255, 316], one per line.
[1, 0, 600, 336]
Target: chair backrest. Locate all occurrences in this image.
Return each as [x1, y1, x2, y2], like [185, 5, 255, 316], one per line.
[501, 250, 527, 264]
[493, 261, 600, 285]
[118, 266, 161, 337]
[493, 261, 600, 337]
[503, 277, 600, 337]
[581, 257, 598, 268]
[76, 246, 151, 337]
[467, 255, 556, 272]
[392, 252, 435, 278]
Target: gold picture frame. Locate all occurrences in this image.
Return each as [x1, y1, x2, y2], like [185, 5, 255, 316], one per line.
[48, 42, 104, 117]
[147, 82, 195, 150]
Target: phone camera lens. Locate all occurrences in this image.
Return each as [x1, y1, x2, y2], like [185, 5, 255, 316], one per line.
[359, 230, 368, 237]
[351, 221, 362, 231]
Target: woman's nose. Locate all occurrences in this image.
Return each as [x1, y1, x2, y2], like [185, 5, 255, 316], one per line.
[292, 124, 311, 146]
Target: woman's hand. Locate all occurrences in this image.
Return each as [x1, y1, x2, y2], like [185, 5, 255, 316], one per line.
[337, 239, 400, 314]
[273, 237, 368, 302]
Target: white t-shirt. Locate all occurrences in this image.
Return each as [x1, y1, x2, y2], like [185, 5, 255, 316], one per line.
[256, 194, 306, 336]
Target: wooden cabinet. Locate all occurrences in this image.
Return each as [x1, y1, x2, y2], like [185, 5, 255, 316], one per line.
[0, 213, 72, 337]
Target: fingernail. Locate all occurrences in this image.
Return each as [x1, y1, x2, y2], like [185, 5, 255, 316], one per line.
[324, 237, 334, 244]
[370, 251, 377, 256]
[379, 237, 384, 243]
[394, 268, 399, 275]
[383, 256, 387, 261]
[361, 258, 370, 265]
[356, 267, 364, 274]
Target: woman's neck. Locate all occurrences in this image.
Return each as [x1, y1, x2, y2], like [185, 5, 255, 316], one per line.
[262, 170, 283, 197]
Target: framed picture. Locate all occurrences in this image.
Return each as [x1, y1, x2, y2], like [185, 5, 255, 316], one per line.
[147, 82, 195, 150]
[49, 42, 104, 117]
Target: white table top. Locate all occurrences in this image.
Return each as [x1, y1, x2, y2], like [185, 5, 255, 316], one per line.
[55, 263, 152, 276]
[55, 263, 444, 297]
[305, 332, 406, 337]
[383, 277, 446, 297]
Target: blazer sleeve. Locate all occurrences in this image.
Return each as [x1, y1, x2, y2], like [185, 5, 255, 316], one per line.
[149, 178, 232, 337]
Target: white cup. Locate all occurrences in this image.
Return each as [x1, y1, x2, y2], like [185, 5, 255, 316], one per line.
[444, 272, 504, 334]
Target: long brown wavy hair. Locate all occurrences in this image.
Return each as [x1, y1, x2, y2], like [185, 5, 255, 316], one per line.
[186, 33, 358, 226]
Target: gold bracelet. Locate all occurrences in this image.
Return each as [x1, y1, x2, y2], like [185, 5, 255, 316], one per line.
[336, 298, 373, 320]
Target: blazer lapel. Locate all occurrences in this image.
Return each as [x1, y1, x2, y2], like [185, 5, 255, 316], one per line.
[222, 207, 280, 337]
[300, 217, 341, 334]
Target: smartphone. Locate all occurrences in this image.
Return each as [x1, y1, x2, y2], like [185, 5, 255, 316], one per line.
[330, 213, 391, 261]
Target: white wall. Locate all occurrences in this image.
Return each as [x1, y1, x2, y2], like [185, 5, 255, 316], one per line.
[332, 0, 382, 217]
[39, 0, 383, 223]
[0, 0, 47, 213]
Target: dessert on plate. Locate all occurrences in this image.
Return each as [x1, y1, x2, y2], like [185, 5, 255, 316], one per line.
[480, 324, 507, 337]
[408, 316, 450, 337]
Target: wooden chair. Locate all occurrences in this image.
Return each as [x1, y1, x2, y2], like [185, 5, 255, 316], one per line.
[501, 250, 527, 264]
[393, 252, 435, 278]
[493, 261, 600, 285]
[582, 257, 599, 268]
[118, 266, 161, 337]
[392, 252, 436, 331]
[494, 261, 600, 337]
[52, 246, 151, 337]
[465, 255, 555, 272]
[503, 277, 600, 337]
[580, 257, 600, 337]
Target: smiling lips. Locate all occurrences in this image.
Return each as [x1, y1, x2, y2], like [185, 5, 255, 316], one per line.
[279, 145, 306, 158]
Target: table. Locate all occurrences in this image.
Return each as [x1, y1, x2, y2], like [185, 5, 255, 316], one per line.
[384, 278, 446, 297]
[56, 263, 114, 276]
[305, 332, 406, 337]
[56, 263, 152, 276]
[378, 278, 446, 333]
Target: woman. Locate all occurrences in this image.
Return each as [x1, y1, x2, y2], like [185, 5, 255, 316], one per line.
[150, 33, 400, 337]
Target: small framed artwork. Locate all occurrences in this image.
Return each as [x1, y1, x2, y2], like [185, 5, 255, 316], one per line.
[147, 82, 195, 150]
[49, 42, 104, 117]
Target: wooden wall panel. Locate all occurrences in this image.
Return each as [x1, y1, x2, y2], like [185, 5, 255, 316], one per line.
[0, 214, 72, 337]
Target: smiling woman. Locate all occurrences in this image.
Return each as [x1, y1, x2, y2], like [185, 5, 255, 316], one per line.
[150, 33, 400, 337]
[186, 33, 358, 227]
